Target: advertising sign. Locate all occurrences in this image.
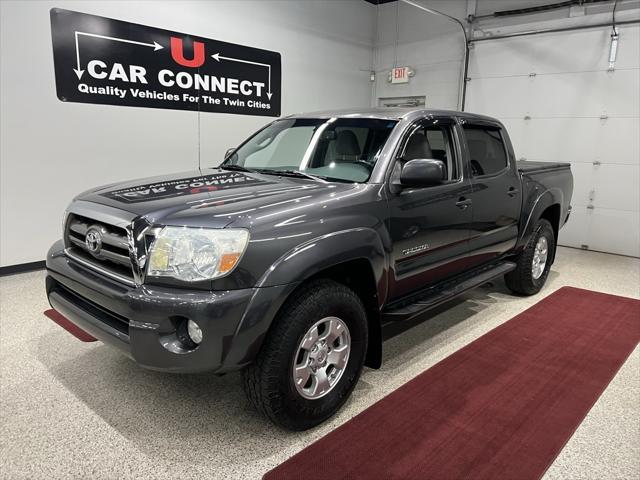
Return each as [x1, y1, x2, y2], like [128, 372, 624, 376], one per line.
[50, 8, 282, 116]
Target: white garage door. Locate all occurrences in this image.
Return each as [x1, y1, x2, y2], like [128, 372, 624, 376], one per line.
[466, 25, 640, 258]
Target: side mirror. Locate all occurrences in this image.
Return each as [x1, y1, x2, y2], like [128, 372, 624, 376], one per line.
[224, 148, 236, 161]
[400, 159, 446, 187]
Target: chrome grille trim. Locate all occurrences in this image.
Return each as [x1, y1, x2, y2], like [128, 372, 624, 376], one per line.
[68, 220, 129, 250]
[67, 235, 131, 266]
[63, 201, 149, 287]
[65, 248, 137, 287]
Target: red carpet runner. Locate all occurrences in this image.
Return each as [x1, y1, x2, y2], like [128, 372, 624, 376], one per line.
[265, 287, 640, 480]
[44, 309, 97, 342]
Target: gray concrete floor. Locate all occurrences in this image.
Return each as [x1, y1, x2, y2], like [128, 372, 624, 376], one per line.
[1, 246, 639, 479]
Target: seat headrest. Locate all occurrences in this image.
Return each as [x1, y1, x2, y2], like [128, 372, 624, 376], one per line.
[404, 132, 433, 160]
[335, 130, 361, 157]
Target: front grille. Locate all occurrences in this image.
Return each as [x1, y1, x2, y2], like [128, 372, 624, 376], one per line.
[65, 213, 135, 284]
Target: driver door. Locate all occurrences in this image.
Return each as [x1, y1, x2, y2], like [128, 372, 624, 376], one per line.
[387, 117, 473, 300]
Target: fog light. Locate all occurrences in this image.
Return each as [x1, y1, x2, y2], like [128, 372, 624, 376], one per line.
[187, 320, 203, 344]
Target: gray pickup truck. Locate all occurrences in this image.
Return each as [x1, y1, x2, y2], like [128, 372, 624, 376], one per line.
[46, 108, 573, 430]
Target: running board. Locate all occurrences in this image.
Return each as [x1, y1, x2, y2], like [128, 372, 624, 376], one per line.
[381, 261, 516, 323]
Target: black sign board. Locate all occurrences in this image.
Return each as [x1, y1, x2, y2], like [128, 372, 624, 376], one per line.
[50, 8, 281, 116]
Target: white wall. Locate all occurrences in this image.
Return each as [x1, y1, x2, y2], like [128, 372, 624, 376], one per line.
[372, 0, 467, 109]
[0, 0, 376, 267]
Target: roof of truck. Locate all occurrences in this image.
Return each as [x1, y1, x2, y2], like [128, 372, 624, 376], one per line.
[285, 107, 499, 122]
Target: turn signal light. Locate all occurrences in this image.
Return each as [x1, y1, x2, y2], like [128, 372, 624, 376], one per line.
[219, 253, 241, 274]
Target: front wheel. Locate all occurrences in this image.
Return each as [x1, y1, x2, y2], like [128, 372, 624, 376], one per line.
[242, 279, 368, 430]
[505, 218, 555, 295]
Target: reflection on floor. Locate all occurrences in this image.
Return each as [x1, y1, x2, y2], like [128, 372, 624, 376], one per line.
[1, 247, 638, 479]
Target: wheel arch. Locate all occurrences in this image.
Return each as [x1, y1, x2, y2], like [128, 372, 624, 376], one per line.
[539, 204, 561, 259]
[517, 188, 564, 263]
[243, 228, 388, 370]
[304, 258, 383, 369]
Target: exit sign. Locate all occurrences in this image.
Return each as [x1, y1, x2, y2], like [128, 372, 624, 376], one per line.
[391, 66, 410, 84]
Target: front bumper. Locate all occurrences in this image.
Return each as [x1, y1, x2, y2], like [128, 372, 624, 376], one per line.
[45, 240, 293, 373]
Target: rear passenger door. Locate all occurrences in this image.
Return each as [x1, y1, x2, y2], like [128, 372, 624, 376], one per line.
[462, 120, 523, 267]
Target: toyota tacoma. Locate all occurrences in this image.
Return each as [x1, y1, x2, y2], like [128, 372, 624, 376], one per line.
[46, 108, 573, 430]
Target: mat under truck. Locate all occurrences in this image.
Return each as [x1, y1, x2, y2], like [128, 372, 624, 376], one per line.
[45, 108, 573, 430]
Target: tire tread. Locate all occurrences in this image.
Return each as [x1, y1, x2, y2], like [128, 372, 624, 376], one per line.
[242, 279, 366, 429]
[505, 219, 554, 295]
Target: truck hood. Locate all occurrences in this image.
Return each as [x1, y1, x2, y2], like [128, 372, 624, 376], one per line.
[75, 168, 358, 228]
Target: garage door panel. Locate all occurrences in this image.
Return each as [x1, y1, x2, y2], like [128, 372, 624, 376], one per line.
[468, 41, 536, 78]
[592, 164, 640, 212]
[500, 118, 527, 157]
[602, 69, 640, 117]
[598, 117, 640, 165]
[567, 161, 593, 208]
[615, 25, 640, 69]
[588, 208, 640, 257]
[528, 70, 640, 118]
[466, 76, 531, 118]
[470, 26, 639, 78]
[558, 208, 589, 249]
[514, 116, 639, 166]
[520, 118, 601, 161]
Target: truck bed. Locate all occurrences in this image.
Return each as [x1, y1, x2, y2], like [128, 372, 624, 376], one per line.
[517, 160, 571, 173]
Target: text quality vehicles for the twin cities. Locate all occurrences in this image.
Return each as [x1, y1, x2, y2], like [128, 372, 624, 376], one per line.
[51, 8, 281, 115]
[78, 61, 271, 109]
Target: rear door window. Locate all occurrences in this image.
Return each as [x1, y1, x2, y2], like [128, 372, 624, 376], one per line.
[462, 126, 508, 176]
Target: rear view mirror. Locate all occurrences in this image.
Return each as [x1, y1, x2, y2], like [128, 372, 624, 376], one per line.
[400, 159, 445, 187]
[321, 130, 337, 141]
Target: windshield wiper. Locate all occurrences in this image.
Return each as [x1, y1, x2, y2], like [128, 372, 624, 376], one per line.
[220, 165, 352, 183]
[257, 169, 328, 181]
[218, 164, 253, 173]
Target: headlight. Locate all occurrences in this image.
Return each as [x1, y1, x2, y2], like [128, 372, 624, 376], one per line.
[147, 227, 249, 282]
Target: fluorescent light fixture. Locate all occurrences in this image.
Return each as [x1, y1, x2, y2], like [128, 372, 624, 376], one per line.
[608, 30, 619, 71]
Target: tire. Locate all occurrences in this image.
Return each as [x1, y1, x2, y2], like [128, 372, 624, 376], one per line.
[242, 279, 368, 430]
[505, 218, 555, 296]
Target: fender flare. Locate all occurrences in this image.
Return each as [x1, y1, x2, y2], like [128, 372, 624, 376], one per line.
[256, 227, 388, 369]
[516, 187, 564, 254]
[257, 227, 387, 292]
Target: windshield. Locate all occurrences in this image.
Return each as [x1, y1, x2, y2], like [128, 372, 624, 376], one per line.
[221, 117, 398, 183]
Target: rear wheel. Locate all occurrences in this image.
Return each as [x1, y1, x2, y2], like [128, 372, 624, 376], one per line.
[505, 218, 555, 295]
[242, 279, 368, 430]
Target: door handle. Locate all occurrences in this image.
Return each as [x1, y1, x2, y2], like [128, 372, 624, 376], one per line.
[507, 187, 520, 197]
[456, 197, 472, 209]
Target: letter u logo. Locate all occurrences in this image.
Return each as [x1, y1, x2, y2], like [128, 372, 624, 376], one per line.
[170, 37, 205, 68]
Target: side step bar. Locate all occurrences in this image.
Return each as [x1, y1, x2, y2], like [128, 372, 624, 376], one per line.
[381, 261, 516, 323]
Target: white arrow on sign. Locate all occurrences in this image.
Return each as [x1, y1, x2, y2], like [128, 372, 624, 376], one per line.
[73, 31, 163, 79]
[211, 53, 273, 100]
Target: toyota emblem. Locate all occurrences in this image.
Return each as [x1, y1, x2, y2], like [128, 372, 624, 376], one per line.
[85, 228, 103, 256]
